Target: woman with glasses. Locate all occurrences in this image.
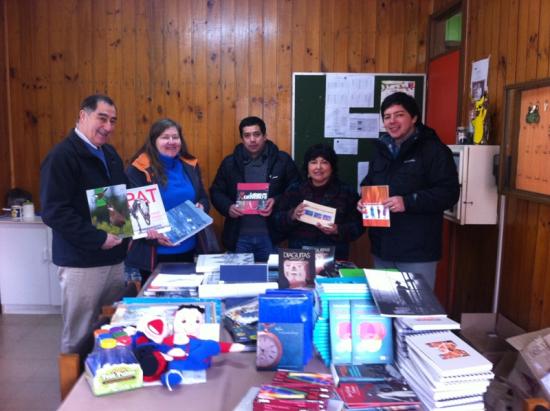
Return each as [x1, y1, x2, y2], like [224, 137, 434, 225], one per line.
[125, 118, 210, 282]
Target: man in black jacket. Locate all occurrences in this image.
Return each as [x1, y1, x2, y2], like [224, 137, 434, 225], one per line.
[210, 116, 300, 261]
[40, 94, 128, 354]
[359, 92, 459, 289]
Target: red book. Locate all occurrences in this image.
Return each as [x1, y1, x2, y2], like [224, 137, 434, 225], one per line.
[236, 183, 269, 215]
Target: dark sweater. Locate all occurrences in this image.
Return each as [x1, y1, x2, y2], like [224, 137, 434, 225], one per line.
[273, 177, 365, 259]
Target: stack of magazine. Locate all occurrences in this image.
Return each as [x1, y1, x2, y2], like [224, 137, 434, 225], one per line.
[394, 316, 461, 362]
[398, 331, 493, 410]
[196, 253, 278, 299]
[141, 263, 202, 298]
[364, 268, 493, 410]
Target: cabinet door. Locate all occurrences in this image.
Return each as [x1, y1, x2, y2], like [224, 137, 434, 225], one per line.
[0, 223, 51, 306]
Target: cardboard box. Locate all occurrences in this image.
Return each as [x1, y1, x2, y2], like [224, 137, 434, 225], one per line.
[460, 313, 525, 368]
[506, 328, 550, 401]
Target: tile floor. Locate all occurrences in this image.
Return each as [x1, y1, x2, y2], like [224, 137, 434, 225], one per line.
[0, 314, 62, 411]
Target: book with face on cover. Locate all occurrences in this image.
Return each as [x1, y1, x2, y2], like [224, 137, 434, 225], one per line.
[361, 185, 390, 227]
[278, 248, 316, 289]
[405, 331, 493, 378]
[236, 182, 269, 214]
[86, 184, 133, 238]
[126, 184, 170, 239]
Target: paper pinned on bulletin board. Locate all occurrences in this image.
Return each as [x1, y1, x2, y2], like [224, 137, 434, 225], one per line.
[334, 139, 358, 155]
[471, 57, 489, 100]
[357, 162, 369, 194]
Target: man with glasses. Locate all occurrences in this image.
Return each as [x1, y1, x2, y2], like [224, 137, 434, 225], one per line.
[40, 94, 128, 354]
[210, 116, 300, 261]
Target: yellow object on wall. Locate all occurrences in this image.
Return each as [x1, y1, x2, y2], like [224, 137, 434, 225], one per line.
[471, 94, 489, 144]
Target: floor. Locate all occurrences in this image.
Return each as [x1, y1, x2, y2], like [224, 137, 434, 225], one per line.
[0, 314, 62, 411]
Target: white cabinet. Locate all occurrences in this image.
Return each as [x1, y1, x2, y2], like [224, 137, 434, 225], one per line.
[0, 217, 61, 313]
[445, 145, 500, 225]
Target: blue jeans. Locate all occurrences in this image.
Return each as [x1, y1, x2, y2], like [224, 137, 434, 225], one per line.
[235, 234, 276, 262]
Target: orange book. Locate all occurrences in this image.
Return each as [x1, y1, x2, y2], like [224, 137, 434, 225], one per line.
[361, 186, 390, 227]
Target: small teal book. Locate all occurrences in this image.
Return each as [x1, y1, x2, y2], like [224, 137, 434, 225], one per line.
[350, 301, 393, 364]
[329, 300, 352, 364]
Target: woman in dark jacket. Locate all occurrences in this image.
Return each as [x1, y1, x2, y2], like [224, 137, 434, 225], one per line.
[274, 144, 364, 260]
[125, 118, 210, 281]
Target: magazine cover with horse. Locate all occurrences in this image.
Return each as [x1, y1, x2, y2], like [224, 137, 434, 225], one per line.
[126, 184, 170, 239]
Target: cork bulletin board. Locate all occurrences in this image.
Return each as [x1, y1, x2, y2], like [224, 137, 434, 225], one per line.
[501, 78, 550, 203]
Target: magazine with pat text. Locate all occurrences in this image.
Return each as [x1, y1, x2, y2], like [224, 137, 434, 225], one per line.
[126, 184, 170, 239]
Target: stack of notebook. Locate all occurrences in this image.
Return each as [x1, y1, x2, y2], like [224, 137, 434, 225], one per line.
[398, 331, 493, 410]
[394, 316, 461, 362]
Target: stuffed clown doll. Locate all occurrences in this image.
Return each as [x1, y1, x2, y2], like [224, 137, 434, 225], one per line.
[132, 304, 245, 391]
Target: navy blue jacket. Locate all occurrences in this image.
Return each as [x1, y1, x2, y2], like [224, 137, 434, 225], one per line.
[210, 140, 300, 251]
[362, 124, 459, 262]
[40, 130, 128, 267]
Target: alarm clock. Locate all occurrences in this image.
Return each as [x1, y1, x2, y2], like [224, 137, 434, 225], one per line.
[256, 330, 282, 369]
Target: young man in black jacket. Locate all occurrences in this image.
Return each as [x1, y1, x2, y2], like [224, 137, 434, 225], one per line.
[358, 92, 459, 289]
[210, 116, 300, 261]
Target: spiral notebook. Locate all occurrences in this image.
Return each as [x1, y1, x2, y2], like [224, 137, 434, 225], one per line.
[405, 331, 493, 378]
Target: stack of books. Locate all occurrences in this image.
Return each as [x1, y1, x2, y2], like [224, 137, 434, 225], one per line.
[398, 331, 493, 410]
[394, 316, 461, 363]
[256, 290, 315, 371]
[332, 364, 420, 410]
[195, 253, 278, 298]
[141, 263, 201, 298]
[313, 277, 373, 366]
[252, 370, 335, 411]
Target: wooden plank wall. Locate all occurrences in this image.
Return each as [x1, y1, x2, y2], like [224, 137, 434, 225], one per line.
[0, 0, 432, 241]
[0, 1, 11, 203]
[456, 0, 550, 331]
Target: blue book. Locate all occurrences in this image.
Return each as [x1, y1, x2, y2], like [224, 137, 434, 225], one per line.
[258, 290, 314, 366]
[156, 262, 196, 275]
[329, 300, 352, 364]
[219, 264, 268, 283]
[350, 300, 393, 364]
[256, 322, 304, 371]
